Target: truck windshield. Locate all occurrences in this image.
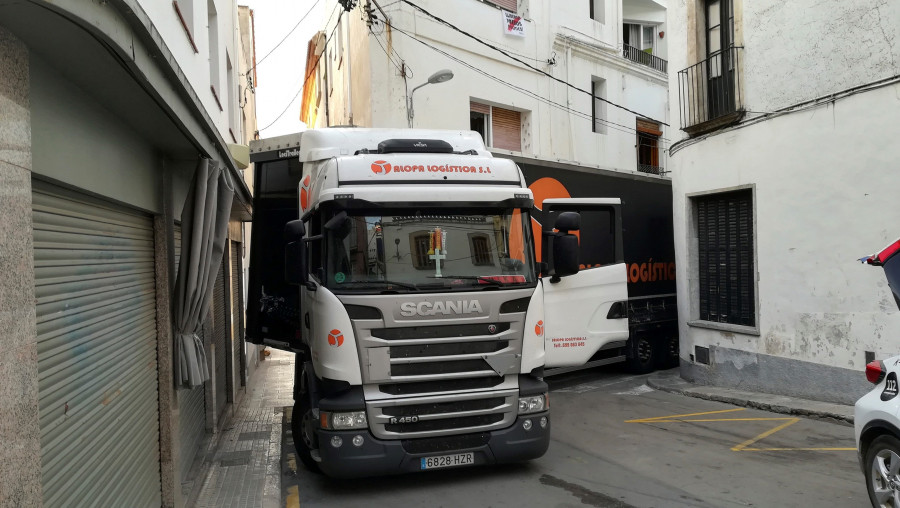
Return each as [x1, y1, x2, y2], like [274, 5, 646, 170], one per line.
[324, 208, 536, 292]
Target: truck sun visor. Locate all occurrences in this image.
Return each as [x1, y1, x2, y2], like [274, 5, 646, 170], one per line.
[377, 139, 455, 154]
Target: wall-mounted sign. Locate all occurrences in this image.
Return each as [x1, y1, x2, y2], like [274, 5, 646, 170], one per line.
[503, 10, 524, 37]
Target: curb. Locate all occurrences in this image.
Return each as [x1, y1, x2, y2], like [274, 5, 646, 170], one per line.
[646, 377, 855, 425]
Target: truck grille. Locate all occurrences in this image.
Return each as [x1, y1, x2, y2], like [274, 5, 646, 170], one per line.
[343, 290, 532, 440]
[378, 377, 504, 396]
[367, 391, 517, 439]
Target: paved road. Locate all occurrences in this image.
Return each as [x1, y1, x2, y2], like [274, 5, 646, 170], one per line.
[286, 366, 867, 507]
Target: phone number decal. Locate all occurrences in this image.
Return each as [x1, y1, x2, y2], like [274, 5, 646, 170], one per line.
[550, 337, 586, 348]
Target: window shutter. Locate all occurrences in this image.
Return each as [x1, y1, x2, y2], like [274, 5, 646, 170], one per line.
[489, 0, 517, 12]
[470, 101, 490, 114]
[491, 107, 521, 151]
[696, 190, 754, 326]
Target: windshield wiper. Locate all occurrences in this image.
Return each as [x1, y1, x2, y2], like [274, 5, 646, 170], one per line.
[429, 275, 505, 287]
[338, 280, 419, 290]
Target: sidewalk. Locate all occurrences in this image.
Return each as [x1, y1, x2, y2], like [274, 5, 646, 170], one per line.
[647, 369, 855, 424]
[192, 349, 296, 508]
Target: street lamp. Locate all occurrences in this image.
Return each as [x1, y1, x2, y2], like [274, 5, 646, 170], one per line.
[407, 69, 454, 128]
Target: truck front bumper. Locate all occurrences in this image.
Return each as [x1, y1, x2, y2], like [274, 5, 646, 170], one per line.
[315, 413, 550, 478]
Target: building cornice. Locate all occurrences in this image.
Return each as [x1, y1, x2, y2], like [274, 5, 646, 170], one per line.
[553, 30, 668, 86]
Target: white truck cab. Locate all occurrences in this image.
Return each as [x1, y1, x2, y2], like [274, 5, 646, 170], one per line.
[247, 129, 629, 477]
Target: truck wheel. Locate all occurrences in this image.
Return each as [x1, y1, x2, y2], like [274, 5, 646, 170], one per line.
[292, 376, 321, 473]
[626, 335, 656, 374]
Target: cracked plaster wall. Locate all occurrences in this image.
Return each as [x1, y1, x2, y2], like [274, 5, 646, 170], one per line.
[743, 0, 900, 112]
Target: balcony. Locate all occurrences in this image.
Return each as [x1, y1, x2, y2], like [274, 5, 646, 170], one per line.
[622, 44, 667, 74]
[677, 46, 745, 136]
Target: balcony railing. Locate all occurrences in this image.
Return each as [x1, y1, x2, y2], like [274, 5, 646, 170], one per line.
[677, 46, 744, 135]
[622, 44, 667, 74]
[637, 164, 666, 176]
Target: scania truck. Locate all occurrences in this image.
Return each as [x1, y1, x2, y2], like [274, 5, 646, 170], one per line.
[245, 128, 676, 478]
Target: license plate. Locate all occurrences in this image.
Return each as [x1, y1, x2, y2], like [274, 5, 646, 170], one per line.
[420, 452, 474, 470]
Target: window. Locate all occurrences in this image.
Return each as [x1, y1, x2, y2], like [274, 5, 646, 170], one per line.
[469, 234, 494, 266]
[470, 102, 491, 146]
[636, 119, 661, 174]
[695, 189, 755, 327]
[208, 0, 220, 106]
[591, 78, 607, 134]
[336, 18, 344, 69]
[227, 52, 237, 135]
[173, 0, 198, 52]
[706, 0, 736, 116]
[410, 232, 435, 270]
[589, 0, 605, 23]
[470, 102, 522, 152]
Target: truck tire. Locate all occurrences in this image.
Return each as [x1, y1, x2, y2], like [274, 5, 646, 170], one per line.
[626, 335, 656, 374]
[292, 373, 321, 473]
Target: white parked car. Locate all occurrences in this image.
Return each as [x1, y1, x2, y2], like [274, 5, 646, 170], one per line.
[855, 238, 900, 507]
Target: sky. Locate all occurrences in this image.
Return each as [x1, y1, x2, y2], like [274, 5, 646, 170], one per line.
[248, 0, 325, 137]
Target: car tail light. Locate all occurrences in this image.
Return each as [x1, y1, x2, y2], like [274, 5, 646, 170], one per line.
[866, 360, 887, 384]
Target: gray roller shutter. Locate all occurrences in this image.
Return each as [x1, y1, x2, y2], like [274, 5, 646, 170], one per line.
[175, 225, 208, 481]
[213, 263, 228, 418]
[33, 184, 161, 507]
[232, 240, 245, 387]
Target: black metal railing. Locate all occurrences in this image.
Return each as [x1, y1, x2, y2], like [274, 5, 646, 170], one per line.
[622, 44, 668, 73]
[677, 46, 744, 133]
[637, 164, 666, 176]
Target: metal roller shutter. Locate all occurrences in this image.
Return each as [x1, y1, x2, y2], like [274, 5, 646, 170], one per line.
[175, 225, 208, 482]
[33, 185, 161, 507]
[213, 263, 228, 419]
[231, 241, 245, 387]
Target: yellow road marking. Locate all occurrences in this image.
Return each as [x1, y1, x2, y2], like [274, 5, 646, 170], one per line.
[626, 408, 745, 423]
[732, 418, 800, 451]
[285, 485, 300, 508]
[628, 409, 853, 453]
[742, 447, 857, 451]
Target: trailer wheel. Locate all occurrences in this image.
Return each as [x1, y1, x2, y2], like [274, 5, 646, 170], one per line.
[292, 373, 321, 473]
[626, 335, 656, 374]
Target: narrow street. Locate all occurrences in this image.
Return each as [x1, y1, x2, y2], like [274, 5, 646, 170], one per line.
[285, 365, 865, 507]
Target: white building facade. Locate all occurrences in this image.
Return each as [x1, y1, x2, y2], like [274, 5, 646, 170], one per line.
[301, 0, 670, 177]
[0, 0, 256, 506]
[667, 0, 900, 403]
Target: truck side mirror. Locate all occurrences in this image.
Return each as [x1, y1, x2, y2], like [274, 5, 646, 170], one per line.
[284, 220, 308, 286]
[551, 235, 579, 280]
[546, 211, 580, 283]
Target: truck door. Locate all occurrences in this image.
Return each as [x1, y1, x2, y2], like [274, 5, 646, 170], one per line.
[541, 198, 629, 368]
[245, 153, 305, 352]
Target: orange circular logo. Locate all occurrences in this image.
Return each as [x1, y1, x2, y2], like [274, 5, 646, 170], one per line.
[535, 320, 544, 336]
[327, 329, 344, 347]
[371, 160, 392, 174]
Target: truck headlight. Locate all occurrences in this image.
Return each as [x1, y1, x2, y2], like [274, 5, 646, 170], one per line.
[517, 394, 547, 415]
[320, 410, 368, 430]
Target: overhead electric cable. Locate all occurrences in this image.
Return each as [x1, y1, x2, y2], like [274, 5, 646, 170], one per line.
[259, 9, 345, 132]
[387, 22, 669, 143]
[398, 0, 669, 127]
[249, 0, 324, 75]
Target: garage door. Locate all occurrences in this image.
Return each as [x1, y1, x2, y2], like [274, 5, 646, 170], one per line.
[33, 184, 162, 507]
